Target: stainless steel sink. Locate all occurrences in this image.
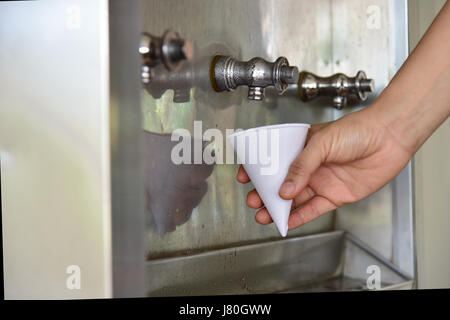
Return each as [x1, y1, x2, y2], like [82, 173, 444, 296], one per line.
[147, 230, 413, 296]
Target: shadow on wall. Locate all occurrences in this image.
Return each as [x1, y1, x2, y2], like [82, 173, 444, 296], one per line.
[142, 130, 214, 234]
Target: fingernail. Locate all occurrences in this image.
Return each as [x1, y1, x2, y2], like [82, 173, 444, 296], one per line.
[280, 181, 295, 197]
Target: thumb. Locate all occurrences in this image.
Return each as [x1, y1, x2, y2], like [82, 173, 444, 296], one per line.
[279, 134, 326, 200]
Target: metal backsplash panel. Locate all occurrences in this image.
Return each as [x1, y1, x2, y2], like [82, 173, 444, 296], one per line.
[141, 0, 411, 268]
[332, 0, 413, 277]
[141, 0, 336, 258]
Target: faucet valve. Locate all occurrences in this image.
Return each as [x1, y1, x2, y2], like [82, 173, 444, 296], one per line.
[211, 55, 299, 100]
[139, 30, 193, 84]
[298, 70, 374, 109]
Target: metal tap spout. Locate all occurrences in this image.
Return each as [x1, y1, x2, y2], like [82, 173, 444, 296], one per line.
[211, 55, 299, 101]
[298, 70, 374, 109]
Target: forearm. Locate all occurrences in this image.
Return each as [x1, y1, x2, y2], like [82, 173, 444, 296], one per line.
[369, 0, 450, 154]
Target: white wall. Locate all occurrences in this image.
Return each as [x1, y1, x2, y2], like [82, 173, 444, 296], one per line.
[409, 0, 450, 289]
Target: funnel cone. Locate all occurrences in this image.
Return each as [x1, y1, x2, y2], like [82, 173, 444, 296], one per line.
[228, 123, 310, 237]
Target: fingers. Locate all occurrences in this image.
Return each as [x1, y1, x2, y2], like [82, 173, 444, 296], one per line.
[293, 186, 316, 208]
[255, 208, 273, 224]
[279, 135, 326, 200]
[288, 196, 336, 230]
[246, 189, 263, 208]
[306, 121, 332, 143]
[250, 185, 316, 226]
[237, 165, 250, 183]
[245, 182, 316, 211]
[309, 121, 333, 135]
[240, 168, 316, 209]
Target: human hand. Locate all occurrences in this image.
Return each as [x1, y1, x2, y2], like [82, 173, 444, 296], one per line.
[237, 106, 414, 231]
[238, 0, 450, 232]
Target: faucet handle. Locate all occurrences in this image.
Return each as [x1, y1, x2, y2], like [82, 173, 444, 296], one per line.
[139, 29, 193, 84]
[298, 70, 374, 109]
[211, 55, 299, 101]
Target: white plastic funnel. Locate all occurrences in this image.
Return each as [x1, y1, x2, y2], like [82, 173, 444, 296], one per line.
[227, 123, 310, 237]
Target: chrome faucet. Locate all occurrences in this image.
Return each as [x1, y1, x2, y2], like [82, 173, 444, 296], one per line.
[211, 55, 299, 100]
[139, 30, 193, 84]
[298, 70, 374, 109]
